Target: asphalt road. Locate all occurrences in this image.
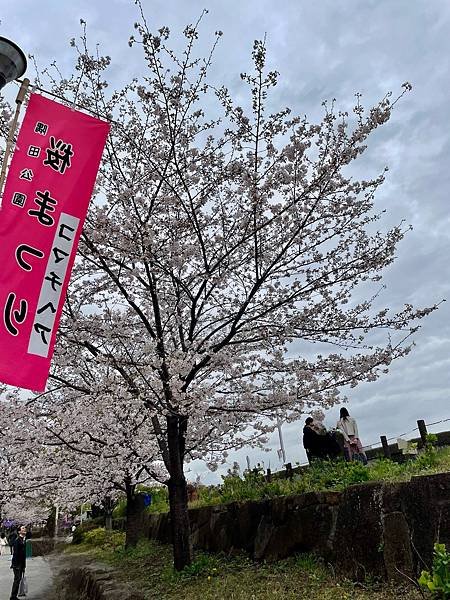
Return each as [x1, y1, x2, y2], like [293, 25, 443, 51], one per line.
[0, 551, 54, 600]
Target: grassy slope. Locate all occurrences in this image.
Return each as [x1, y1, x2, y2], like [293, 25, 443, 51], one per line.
[143, 446, 450, 513]
[70, 450, 450, 598]
[66, 539, 422, 599]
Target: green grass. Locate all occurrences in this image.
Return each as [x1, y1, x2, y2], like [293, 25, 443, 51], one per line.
[187, 445, 450, 509]
[120, 446, 449, 516]
[100, 447, 450, 524]
[65, 538, 422, 599]
[62, 447, 450, 598]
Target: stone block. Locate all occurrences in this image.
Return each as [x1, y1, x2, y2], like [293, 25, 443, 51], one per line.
[333, 482, 385, 579]
[382, 512, 413, 581]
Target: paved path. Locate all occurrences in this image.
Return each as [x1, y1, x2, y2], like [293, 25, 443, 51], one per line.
[0, 552, 54, 599]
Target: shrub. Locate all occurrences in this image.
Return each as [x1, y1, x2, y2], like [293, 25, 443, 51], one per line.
[112, 499, 126, 519]
[110, 539, 162, 566]
[162, 551, 224, 583]
[71, 519, 103, 544]
[219, 468, 267, 503]
[145, 486, 169, 513]
[418, 543, 450, 598]
[368, 459, 404, 482]
[306, 459, 370, 489]
[112, 487, 170, 519]
[412, 444, 439, 472]
[83, 527, 107, 546]
[426, 433, 439, 446]
[83, 527, 125, 549]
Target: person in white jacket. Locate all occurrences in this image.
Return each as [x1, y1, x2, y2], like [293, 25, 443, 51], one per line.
[0, 532, 8, 555]
[336, 407, 367, 464]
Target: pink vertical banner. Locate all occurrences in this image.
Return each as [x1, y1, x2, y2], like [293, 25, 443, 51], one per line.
[0, 93, 110, 391]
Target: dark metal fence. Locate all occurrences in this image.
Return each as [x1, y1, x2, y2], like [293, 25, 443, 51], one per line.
[267, 417, 450, 481]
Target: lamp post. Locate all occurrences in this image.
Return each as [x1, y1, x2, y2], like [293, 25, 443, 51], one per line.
[0, 37, 28, 201]
[276, 414, 286, 464]
[0, 36, 27, 91]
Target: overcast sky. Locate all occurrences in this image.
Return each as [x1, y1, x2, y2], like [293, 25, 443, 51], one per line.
[2, 0, 450, 483]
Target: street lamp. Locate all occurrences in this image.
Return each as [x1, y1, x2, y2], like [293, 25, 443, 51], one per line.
[0, 36, 27, 91]
[0, 38, 28, 201]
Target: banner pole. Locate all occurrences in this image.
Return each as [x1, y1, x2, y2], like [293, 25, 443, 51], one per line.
[0, 78, 30, 204]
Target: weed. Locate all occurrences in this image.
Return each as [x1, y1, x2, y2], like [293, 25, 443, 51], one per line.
[419, 543, 450, 598]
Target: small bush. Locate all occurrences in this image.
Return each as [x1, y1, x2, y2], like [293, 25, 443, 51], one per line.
[368, 459, 404, 482]
[418, 543, 450, 598]
[109, 539, 163, 567]
[83, 527, 108, 547]
[112, 499, 126, 519]
[413, 444, 439, 472]
[294, 553, 328, 584]
[162, 551, 229, 583]
[145, 486, 170, 513]
[305, 459, 370, 489]
[426, 433, 439, 446]
[178, 552, 222, 579]
[112, 487, 170, 520]
[71, 519, 103, 545]
[83, 527, 125, 549]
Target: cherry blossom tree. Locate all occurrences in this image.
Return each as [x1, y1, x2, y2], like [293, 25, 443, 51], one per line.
[0, 401, 58, 529]
[1, 9, 438, 569]
[0, 375, 166, 545]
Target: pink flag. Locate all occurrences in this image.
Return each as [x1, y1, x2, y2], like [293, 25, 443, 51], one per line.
[0, 93, 110, 391]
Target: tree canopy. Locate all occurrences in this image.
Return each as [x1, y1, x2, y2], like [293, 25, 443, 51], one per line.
[0, 9, 436, 568]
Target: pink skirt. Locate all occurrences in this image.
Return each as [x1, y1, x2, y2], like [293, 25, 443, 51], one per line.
[344, 435, 367, 462]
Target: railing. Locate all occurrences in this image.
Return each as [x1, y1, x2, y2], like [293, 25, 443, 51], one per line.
[366, 418, 450, 461]
[265, 417, 450, 481]
[364, 417, 450, 452]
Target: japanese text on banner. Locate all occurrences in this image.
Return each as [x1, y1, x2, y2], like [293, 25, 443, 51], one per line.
[0, 93, 110, 391]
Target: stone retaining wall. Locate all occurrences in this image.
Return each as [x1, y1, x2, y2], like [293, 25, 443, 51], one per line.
[146, 472, 450, 580]
[53, 561, 145, 600]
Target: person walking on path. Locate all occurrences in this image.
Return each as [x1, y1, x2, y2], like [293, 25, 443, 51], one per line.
[7, 529, 17, 555]
[0, 532, 9, 555]
[336, 407, 368, 465]
[10, 525, 27, 600]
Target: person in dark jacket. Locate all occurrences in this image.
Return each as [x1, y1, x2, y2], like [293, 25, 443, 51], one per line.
[303, 417, 327, 461]
[10, 525, 27, 600]
[7, 529, 17, 555]
[303, 417, 341, 462]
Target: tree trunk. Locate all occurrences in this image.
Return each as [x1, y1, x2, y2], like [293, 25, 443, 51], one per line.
[167, 414, 193, 571]
[125, 479, 145, 548]
[43, 507, 55, 538]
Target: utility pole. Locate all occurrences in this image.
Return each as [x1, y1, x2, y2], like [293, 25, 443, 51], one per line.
[54, 505, 59, 539]
[277, 415, 286, 464]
